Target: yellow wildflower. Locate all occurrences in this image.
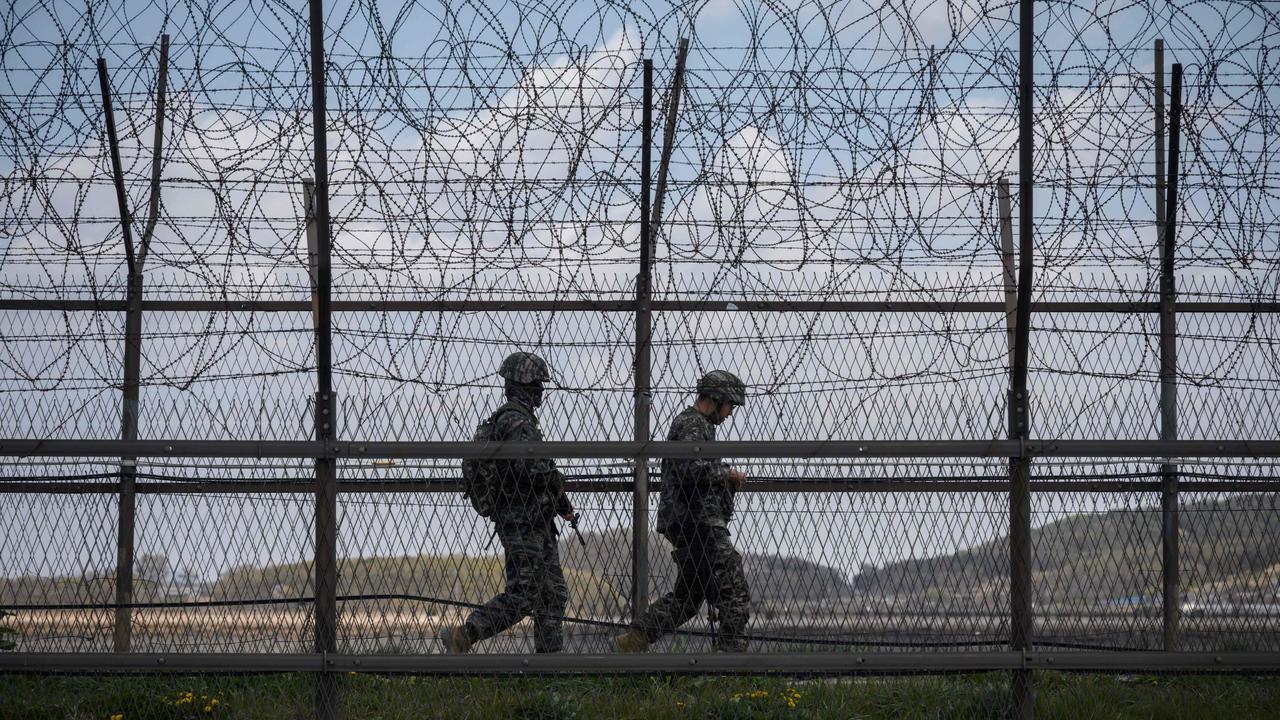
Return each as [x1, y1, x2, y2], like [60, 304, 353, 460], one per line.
[784, 686, 802, 708]
[211, 699, 220, 707]
[110, 714, 123, 720]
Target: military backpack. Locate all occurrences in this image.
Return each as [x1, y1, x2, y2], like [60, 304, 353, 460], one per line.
[461, 408, 512, 518]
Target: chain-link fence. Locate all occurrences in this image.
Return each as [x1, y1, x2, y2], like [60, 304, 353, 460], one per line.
[3, 0, 1280, 717]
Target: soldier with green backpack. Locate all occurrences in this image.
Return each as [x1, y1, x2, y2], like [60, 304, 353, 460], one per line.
[442, 352, 577, 653]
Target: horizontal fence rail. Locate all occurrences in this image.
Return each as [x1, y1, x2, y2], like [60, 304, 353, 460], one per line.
[6, 651, 1280, 674]
[4, 440, 1280, 458]
[4, 299, 1280, 313]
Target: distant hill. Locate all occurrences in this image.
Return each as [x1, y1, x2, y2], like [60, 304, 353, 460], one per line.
[157, 527, 852, 617]
[559, 526, 854, 606]
[194, 526, 854, 616]
[0, 529, 852, 615]
[852, 492, 1280, 607]
[207, 552, 626, 615]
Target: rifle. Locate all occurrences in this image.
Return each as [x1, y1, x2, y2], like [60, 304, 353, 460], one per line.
[567, 512, 586, 547]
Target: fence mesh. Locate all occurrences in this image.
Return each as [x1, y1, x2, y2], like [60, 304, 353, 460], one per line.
[2, 0, 1280, 717]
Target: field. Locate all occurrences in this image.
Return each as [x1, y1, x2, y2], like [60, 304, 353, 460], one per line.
[2, 672, 1279, 720]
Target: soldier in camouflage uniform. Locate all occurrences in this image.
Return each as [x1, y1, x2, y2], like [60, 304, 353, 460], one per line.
[614, 370, 751, 652]
[442, 352, 576, 653]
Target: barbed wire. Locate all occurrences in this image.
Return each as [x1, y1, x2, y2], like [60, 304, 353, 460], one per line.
[0, 0, 1277, 447]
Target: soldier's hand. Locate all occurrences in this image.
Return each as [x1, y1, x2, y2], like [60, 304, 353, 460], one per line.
[560, 508, 577, 521]
[727, 469, 746, 489]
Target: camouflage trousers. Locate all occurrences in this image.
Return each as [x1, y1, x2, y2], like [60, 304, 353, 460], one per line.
[464, 520, 569, 652]
[634, 524, 751, 651]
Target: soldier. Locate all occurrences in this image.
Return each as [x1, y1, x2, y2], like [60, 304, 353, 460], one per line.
[442, 352, 576, 653]
[614, 370, 751, 652]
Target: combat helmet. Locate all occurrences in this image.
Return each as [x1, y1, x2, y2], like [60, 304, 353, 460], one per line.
[498, 352, 552, 384]
[696, 370, 746, 407]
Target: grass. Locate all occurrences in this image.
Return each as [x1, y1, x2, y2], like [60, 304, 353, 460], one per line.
[2, 671, 1279, 719]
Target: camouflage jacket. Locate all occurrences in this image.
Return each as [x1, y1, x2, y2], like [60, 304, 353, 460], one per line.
[655, 406, 735, 535]
[490, 400, 573, 524]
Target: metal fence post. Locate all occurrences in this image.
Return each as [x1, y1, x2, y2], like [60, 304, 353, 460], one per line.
[631, 40, 689, 619]
[1010, 0, 1036, 715]
[99, 34, 168, 653]
[96, 62, 139, 652]
[1154, 37, 1172, 651]
[998, 178, 1016, 367]
[113, 276, 141, 654]
[1154, 40, 1165, 301]
[629, 39, 691, 617]
[309, 0, 338, 717]
[650, 38, 689, 239]
[632, 59, 654, 621]
[1161, 60, 1185, 653]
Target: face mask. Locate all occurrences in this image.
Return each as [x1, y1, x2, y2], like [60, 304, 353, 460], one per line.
[507, 381, 544, 408]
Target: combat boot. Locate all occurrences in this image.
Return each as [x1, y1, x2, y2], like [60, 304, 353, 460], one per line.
[441, 624, 474, 654]
[613, 628, 650, 653]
